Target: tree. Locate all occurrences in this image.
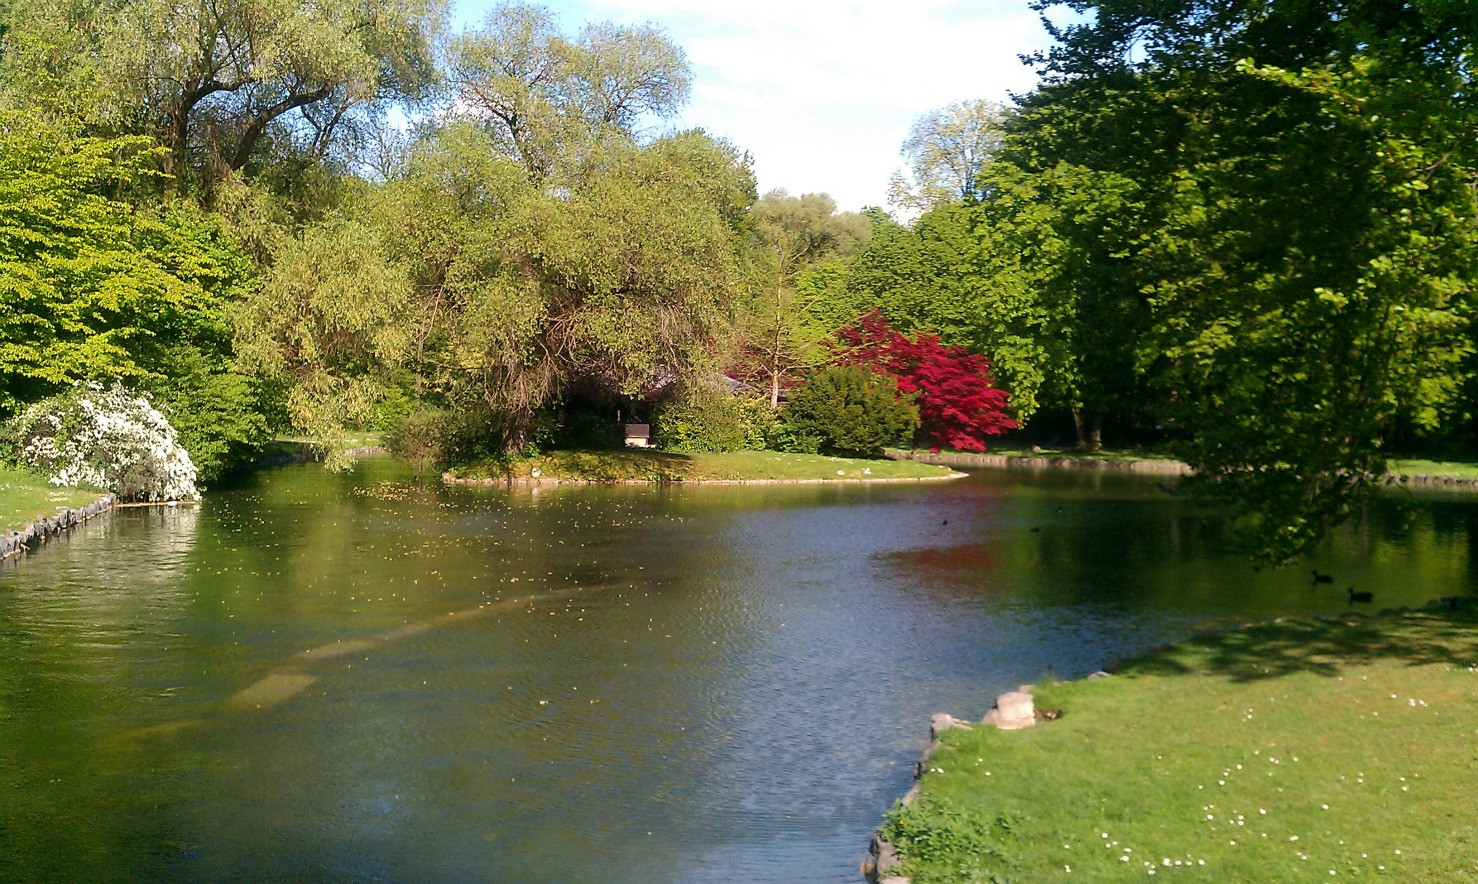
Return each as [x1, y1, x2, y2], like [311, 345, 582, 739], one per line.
[836, 310, 1016, 451]
[887, 99, 1008, 215]
[448, 2, 690, 181]
[239, 125, 757, 455]
[1016, 0, 1478, 559]
[0, 0, 445, 196]
[0, 112, 272, 481]
[741, 189, 870, 407]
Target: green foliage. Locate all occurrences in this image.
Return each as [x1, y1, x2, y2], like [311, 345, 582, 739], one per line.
[737, 189, 871, 405]
[240, 121, 757, 456]
[881, 796, 1013, 884]
[0, 112, 174, 406]
[887, 99, 1008, 214]
[768, 419, 822, 454]
[448, 2, 690, 181]
[384, 404, 503, 470]
[141, 349, 270, 486]
[0, 113, 274, 477]
[1012, 0, 1478, 559]
[234, 216, 415, 463]
[0, 0, 446, 197]
[652, 387, 774, 453]
[781, 366, 918, 457]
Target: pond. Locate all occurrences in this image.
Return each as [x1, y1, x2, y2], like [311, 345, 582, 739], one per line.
[2, 460, 1474, 880]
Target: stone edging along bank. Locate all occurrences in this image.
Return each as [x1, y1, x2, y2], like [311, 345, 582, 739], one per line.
[1, 494, 117, 562]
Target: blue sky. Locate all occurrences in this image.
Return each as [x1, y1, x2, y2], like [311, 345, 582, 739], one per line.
[449, 1, 1063, 212]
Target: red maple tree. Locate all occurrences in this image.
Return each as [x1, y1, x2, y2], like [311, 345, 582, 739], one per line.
[834, 310, 1016, 451]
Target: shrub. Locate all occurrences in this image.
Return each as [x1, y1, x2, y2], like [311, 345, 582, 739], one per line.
[781, 366, 919, 456]
[653, 385, 777, 453]
[770, 420, 823, 454]
[385, 404, 504, 469]
[2, 383, 199, 501]
[881, 795, 1014, 882]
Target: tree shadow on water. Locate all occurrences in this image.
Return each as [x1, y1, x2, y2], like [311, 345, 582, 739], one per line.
[1120, 606, 1478, 683]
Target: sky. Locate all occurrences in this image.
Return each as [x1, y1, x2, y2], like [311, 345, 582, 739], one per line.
[449, 1, 1064, 212]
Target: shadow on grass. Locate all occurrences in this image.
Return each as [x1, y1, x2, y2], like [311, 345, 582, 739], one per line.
[1120, 606, 1478, 683]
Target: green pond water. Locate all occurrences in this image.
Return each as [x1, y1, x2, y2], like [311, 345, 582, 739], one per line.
[1, 459, 1474, 881]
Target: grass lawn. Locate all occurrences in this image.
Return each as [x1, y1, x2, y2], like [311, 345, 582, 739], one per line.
[1386, 458, 1478, 481]
[885, 608, 1478, 882]
[912, 446, 1478, 482]
[445, 449, 961, 483]
[890, 443, 1188, 467]
[0, 466, 106, 534]
[951, 444, 1184, 464]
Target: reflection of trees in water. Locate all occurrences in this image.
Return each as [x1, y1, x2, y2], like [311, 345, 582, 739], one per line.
[880, 479, 1477, 615]
[3, 502, 202, 635]
[0, 502, 207, 880]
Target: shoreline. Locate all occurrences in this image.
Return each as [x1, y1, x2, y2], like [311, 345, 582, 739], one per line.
[893, 449, 1478, 489]
[889, 449, 1194, 476]
[863, 596, 1476, 882]
[1, 493, 116, 563]
[442, 471, 968, 487]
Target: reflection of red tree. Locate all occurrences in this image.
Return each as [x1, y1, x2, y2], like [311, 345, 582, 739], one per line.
[835, 310, 1017, 452]
[907, 544, 995, 572]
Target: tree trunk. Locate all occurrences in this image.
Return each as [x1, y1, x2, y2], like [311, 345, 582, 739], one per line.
[1072, 408, 1103, 451]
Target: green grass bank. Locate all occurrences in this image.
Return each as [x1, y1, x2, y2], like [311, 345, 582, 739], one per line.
[883, 607, 1478, 882]
[0, 466, 106, 535]
[444, 449, 962, 483]
[904, 445, 1478, 485]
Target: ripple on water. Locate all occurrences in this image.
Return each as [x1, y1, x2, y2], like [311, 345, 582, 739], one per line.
[0, 461, 1473, 880]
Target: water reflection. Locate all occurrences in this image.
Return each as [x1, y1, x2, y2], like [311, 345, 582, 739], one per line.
[0, 461, 1473, 880]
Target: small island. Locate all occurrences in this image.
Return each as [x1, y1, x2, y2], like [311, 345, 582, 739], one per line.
[443, 449, 964, 485]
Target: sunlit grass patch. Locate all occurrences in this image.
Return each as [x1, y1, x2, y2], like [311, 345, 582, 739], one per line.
[886, 608, 1478, 881]
[447, 449, 958, 482]
[1386, 458, 1478, 481]
[0, 465, 106, 534]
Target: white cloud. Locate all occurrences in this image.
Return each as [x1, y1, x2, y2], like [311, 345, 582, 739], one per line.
[452, 0, 1057, 211]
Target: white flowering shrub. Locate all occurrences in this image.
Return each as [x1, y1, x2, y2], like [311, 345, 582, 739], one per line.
[3, 383, 200, 501]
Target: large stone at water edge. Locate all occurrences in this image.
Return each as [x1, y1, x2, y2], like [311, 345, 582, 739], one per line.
[983, 690, 1035, 730]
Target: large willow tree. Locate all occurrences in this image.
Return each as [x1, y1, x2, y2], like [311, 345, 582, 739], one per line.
[0, 0, 444, 194]
[238, 125, 755, 454]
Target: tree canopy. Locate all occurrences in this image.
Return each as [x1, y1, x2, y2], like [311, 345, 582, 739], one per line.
[1006, 0, 1478, 558]
[0, 0, 445, 196]
[448, 2, 690, 180]
[887, 99, 1008, 214]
